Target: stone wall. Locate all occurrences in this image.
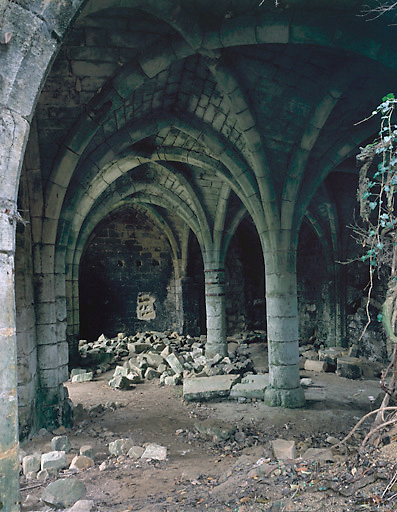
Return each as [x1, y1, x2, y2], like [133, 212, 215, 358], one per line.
[15, 170, 39, 438]
[79, 207, 178, 340]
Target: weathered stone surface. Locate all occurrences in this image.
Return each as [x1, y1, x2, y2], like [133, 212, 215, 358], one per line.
[304, 360, 328, 372]
[127, 446, 145, 459]
[109, 438, 135, 456]
[72, 372, 94, 383]
[79, 445, 94, 458]
[22, 453, 41, 475]
[42, 478, 86, 508]
[336, 357, 362, 380]
[230, 374, 269, 399]
[183, 375, 241, 401]
[318, 347, 345, 364]
[51, 435, 71, 453]
[68, 499, 95, 512]
[166, 353, 184, 374]
[69, 455, 94, 471]
[271, 439, 296, 460]
[41, 451, 67, 471]
[141, 444, 167, 460]
[109, 375, 131, 389]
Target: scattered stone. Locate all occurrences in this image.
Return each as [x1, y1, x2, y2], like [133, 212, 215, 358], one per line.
[141, 443, 167, 460]
[127, 446, 145, 459]
[336, 357, 362, 380]
[22, 453, 41, 475]
[326, 436, 340, 445]
[72, 371, 94, 383]
[41, 451, 67, 471]
[300, 378, 313, 387]
[271, 439, 296, 460]
[109, 375, 131, 390]
[68, 499, 95, 512]
[183, 375, 241, 401]
[79, 446, 94, 458]
[69, 455, 94, 471]
[109, 438, 135, 456]
[51, 435, 71, 453]
[42, 479, 86, 508]
[304, 360, 328, 372]
[166, 353, 184, 374]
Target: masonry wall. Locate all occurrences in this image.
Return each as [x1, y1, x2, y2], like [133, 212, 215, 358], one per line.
[15, 170, 39, 438]
[79, 207, 177, 340]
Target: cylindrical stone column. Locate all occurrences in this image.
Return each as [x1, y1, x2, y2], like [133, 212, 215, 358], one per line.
[0, 208, 21, 511]
[204, 268, 227, 358]
[264, 253, 305, 408]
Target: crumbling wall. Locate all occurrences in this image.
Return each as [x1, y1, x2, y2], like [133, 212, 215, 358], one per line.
[79, 208, 177, 340]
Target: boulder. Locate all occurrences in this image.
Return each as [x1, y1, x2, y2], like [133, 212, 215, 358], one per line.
[271, 439, 296, 460]
[127, 446, 145, 459]
[141, 444, 167, 461]
[109, 438, 135, 456]
[69, 455, 94, 471]
[42, 479, 86, 508]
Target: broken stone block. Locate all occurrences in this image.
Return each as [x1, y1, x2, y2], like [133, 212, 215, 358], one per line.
[108, 375, 131, 389]
[69, 455, 94, 471]
[41, 451, 67, 471]
[22, 453, 41, 475]
[336, 357, 362, 380]
[79, 446, 94, 458]
[230, 374, 269, 400]
[304, 360, 328, 372]
[164, 374, 182, 385]
[145, 367, 161, 380]
[194, 419, 236, 441]
[141, 444, 167, 460]
[42, 478, 86, 508]
[51, 435, 71, 453]
[300, 378, 313, 387]
[271, 439, 296, 460]
[109, 438, 135, 456]
[127, 446, 145, 459]
[70, 368, 86, 378]
[68, 499, 95, 512]
[126, 372, 143, 384]
[302, 448, 334, 462]
[71, 371, 94, 383]
[113, 365, 129, 377]
[318, 347, 345, 364]
[146, 352, 164, 368]
[166, 353, 184, 374]
[183, 375, 241, 401]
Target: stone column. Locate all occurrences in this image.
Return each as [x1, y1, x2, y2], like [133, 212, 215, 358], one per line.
[204, 267, 227, 357]
[0, 207, 21, 511]
[264, 250, 305, 408]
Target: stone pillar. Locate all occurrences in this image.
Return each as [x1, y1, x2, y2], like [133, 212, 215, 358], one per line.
[0, 207, 21, 511]
[204, 267, 227, 357]
[264, 251, 305, 408]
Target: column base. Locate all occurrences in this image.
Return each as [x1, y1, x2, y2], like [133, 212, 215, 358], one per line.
[264, 385, 305, 408]
[205, 343, 228, 358]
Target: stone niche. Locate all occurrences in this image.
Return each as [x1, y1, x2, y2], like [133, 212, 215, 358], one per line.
[137, 293, 156, 321]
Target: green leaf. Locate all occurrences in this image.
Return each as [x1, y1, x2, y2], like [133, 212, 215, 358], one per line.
[377, 313, 383, 322]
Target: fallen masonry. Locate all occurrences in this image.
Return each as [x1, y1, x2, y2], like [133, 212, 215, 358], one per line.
[70, 330, 387, 404]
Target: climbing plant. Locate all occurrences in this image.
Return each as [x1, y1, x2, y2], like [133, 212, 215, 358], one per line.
[356, 93, 397, 427]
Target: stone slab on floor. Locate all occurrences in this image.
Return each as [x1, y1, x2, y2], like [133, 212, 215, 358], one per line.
[229, 374, 269, 399]
[183, 375, 241, 401]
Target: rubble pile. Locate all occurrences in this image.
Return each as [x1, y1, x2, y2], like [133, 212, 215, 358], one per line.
[73, 331, 265, 391]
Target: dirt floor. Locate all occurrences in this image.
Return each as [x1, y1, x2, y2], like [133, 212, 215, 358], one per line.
[20, 352, 397, 512]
